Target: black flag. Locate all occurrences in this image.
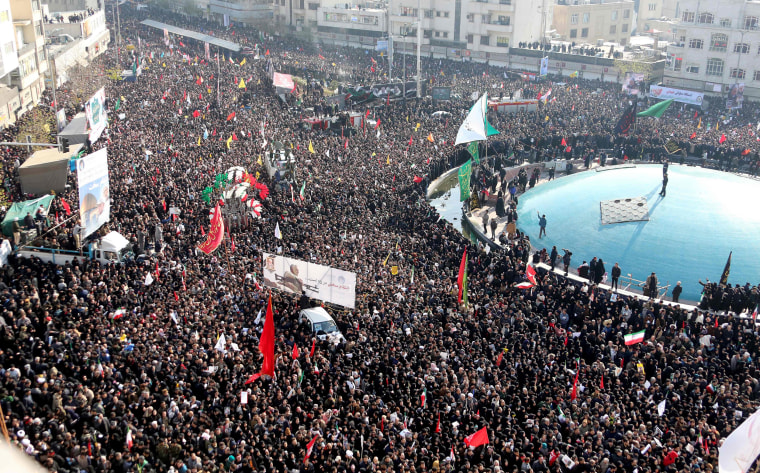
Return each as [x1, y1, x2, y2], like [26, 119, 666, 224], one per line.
[614, 103, 637, 135]
[719, 251, 732, 286]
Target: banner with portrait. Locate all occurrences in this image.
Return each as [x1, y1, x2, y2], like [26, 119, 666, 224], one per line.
[84, 87, 107, 143]
[622, 73, 644, 95]
[262, 252, 357, 308]
[76, 148, 110, 239]
[540, 56, 549, 76]
[726, 83, 745, 109]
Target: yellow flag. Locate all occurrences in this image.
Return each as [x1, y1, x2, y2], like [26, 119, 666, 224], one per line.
[406, 116, 409, 122]
[716, 120, 719, 131]
[332, 62, 336, 66]
[383, 251, 391, 266]
[386, 156, 390, 164]
[698, 118, 701, 129]
[290, 142, 294, 149]
[380, 52, 384, 57]
[257, 155, 263, 165]
[441, 70, 444, 76]
[427, 133, 434, 143]
[162, 62, 166, 67]
[240, 57, 246, 66]
[545, 115, 549, 122]
[391, 266, 399, 275]
[255, 171, 260, 180]
[238, 78, 246, 89]
[371, 152, 376, 157]
[208, 88, 212, 94]
[308, 141, 315, 154]
[121, 95, 126, 102]
[226, 136, 233, 149]
[415, 123, 421, 131]
[120, 334, 127, 342]
[198, 137, 201, 146]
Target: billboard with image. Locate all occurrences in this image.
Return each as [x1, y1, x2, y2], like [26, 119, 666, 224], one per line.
[84, 87, 107, 143]
[77, 148, 110, 239]
[262, 252, 357, 308]
[726, 83, 744, 109]
[622, 73, 644, 95]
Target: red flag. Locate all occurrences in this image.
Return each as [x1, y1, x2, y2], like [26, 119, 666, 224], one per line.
[318, 54, 325, 60]
[365, 109, 371, 117]
[561, 137, 567, 146]
[61, 199, 71, 216]
[413, 175, 423, 183]
[265, 49, 270, 55]
[200, 225, 205, 236]
[408, 135, 413, 147]
[344, 137, 349, 149]
[197, 203, 225, 255]
[571, 369, 579, 401]
[742, 149, 751, 155]
[719, 134, 727, 144]
[226, 111, 236, 121]
[258, 296, 276, 377]
[232, 132, 238, 141]
[690, 132, 697, 139]
[155, 262, 160, 279]
[244, 373, 261, 384]
[600, 373, 604, 390]
[304, 435, 319, 464]
[694, 110, 698, 119]
[174, 291, 179, 301]
[436, 412, 441, 433]
[464, 427, 489, 447]
[310, 339, 316, 357]
[457, 249, 467, 303]
[192, 110, 200, 118]
[715, 317, 719, 328]
[386, 94, 390, 106]
[496, 351, 503, 367]
[549, 450, 560, 466]
[374, 119, 381, 130]
[565, 146, 572, 153]
[292, 343, 299, 360]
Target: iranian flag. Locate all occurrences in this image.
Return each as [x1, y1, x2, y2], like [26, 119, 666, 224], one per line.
[126, 428, 133, 450]
[624, 329, 646, 345]
[304, 435, 319, 463]
[300, 181, 306, 201]
[421, 387, 427, 408]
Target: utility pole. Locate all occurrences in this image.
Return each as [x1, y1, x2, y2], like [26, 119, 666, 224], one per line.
[40, 22, 58, 110]
[416, 0, 421, 99]
[388, 0, 392, 81]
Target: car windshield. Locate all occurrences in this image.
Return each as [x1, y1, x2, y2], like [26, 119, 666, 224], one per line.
[314, 320, 338, 334]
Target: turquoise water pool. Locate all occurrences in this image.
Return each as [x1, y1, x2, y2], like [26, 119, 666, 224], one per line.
[517, 164, 760, 301]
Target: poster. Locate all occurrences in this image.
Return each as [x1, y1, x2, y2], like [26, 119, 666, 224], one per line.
[204, 41, 210, 60]
[648, 85, 704, 106]
[262, 252, 357, 308]
[56, 108, 67, 132]
[84, 87, 107, 143]
[726, 83, 744, 109]
[77, 148, 110, 239]
[540, 56, 549, 76]
[622, 72, 644, 95]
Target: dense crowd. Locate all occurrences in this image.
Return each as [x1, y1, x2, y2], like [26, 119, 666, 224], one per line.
[0, 7, 759, 473]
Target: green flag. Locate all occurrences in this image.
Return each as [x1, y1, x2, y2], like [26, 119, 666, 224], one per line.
[458, 159, 472, 202]
[637, 99, 674, 118]
[486, 117, 500, 136]
[467, 141, 480, 163]
[115, 97, 121, 111]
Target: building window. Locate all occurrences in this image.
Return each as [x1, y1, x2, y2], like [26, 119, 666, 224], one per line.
[423, 30, 432, 38]
[435, 31, 440, 37]
[497, 15, 510, 25]
[622, 23, 628, 32]
[444, 12, 449, 17]
[443, 32, 448, 38]
[730, 68, 746, 79]
[497, 36, 509, 47]
[754, 70, 760, 81]
[649, 3, 656, 11]
[308, 2, 318, 9]
[424, 9, 433, 18]
[467, 14, 474, 22]
[681, 11, 695, 22]
[570, 13, 578, 24]
[610, 25, 617, 34]
[720, 18, 731, 27]
[697, 12, 714, 24]
[611, 10, 618, 21]
[686, 65, 699, 74]
[570, 29, 577, 38]
[672, 57, 682, 71]
[499, 0, 511, 4]
[400, 7, 417, 16]
[623, 9, 630, 19]
[745, 16, 759, 29]
[480, 35, 489, 45]
[706, 58, 724, 76]
[735, 43, 750, 54]
[689, 39, 703, 49]
[581, 28, 588, 38]
[467, 34, 473, 43]
[710, 33, 728, 52]
[582, 13, 590, 23]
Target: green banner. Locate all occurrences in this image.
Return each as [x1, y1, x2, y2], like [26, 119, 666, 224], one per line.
[458, 159, 472, 202]
[467, 141, 480, 164]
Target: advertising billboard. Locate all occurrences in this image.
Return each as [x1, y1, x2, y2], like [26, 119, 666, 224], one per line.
[77, 148, 110, 239]
[262, 252, 357, 308]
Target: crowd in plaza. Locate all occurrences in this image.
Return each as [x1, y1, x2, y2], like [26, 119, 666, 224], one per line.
[0, 7, 759, 473]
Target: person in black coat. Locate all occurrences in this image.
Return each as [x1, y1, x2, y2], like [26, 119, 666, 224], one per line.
[672, 281, 683, 303]
[595, 258, 605, 285]
[611, 263, 621, 290]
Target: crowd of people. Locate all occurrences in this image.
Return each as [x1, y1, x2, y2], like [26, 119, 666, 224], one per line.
[0, 6, 759, 473]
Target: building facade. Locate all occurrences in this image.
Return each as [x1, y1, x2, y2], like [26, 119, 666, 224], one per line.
[663, 0, 760, 100]
[552, 0, 635, 46]
[47, 9, 110, 86]
[10, 0, 47, 118]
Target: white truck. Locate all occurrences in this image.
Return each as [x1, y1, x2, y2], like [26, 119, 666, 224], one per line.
[16, 231, 133, 266]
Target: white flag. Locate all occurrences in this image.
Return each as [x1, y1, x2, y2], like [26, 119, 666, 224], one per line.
[657, 399, 666, 417]
[170, 311, 179, 325]
[274, 222, 282, 239]
[719, 409, 760, 473]
[144, 272, 154, 286]
[254, 309, 262, 325]
[214, 334, 226, 352]
[241, 391, 248, 404]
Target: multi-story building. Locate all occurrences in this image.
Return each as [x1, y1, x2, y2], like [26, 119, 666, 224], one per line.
[44, 0, 99, 14]
[553, 0, 635, 46]
[46, 9, 110, 86]
[209, 0, 272, 26]
[10, 0, 47, 118]
[663, 0, 760, 100]
[635, 0, 678, 35]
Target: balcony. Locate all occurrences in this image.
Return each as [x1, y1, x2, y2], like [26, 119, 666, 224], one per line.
[484, 21, 512, 33]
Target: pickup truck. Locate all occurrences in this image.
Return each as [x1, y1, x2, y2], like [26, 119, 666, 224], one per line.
[16, 231, 133, 266]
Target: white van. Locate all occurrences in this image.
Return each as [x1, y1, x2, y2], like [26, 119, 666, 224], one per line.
[298, 307, 345, 344]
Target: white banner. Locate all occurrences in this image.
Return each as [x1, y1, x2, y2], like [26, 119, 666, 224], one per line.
[719, 409, 760, 473]
[649, 85, 704, 106]
[77, 148, 110, 239]
[84, 87, 107, 143]
[262, 252, 356, 308]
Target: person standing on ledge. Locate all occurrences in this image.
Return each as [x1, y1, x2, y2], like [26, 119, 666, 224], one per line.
[672, 281, 682, 303]
[537, 212, 547, 238]
[660, 172, 668, 197]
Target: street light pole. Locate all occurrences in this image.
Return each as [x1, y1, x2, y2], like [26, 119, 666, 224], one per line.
[416, 0, 421, 99]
